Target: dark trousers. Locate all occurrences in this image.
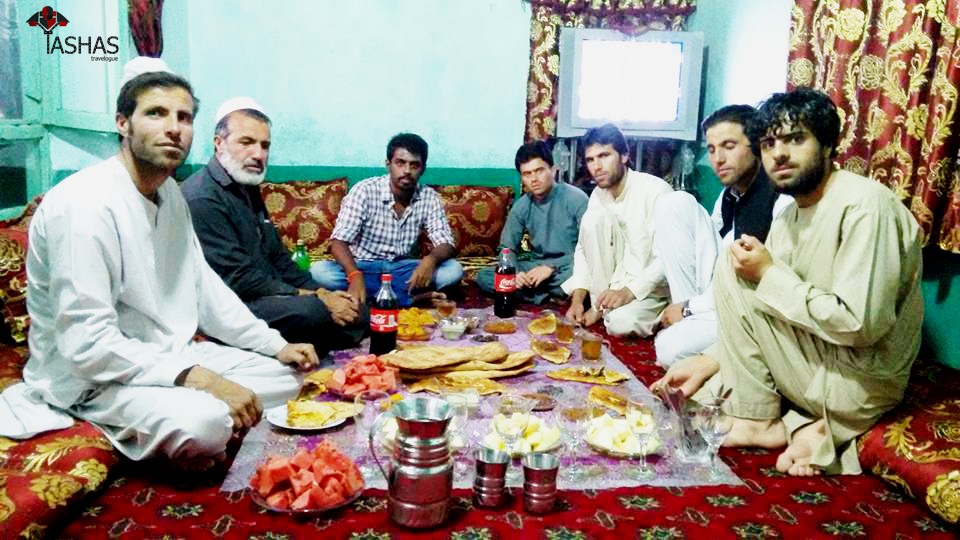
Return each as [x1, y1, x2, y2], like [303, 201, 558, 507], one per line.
[247, 295, 368, 358]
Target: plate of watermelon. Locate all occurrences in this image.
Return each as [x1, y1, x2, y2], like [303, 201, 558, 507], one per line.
[327, 354, 399, 398]
[249, 441, 365, 515]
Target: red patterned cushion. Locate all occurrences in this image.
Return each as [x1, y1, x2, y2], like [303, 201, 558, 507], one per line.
[260, 179, 347, 260]
[0, 197, 40, 344]
[0, 470, 88, 538]
[857, 360, 960, 524]
[0, 345, 28, 391]
[428, 185, 514, 257]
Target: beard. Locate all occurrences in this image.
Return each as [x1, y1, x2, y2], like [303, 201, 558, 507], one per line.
[774, 155, 826, 196]
[218, 150, 266, 186]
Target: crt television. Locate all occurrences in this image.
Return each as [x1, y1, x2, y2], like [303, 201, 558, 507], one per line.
[556, 28, 705, 141]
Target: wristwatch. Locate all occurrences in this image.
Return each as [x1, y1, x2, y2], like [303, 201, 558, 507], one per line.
[681, 300, 692, 318]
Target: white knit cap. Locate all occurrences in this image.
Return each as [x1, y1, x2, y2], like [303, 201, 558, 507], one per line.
[215, 96, 265, 124]
[119, 56, 173, 87]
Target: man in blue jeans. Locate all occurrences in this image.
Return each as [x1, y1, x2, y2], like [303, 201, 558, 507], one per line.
[311, 133, 463, 306]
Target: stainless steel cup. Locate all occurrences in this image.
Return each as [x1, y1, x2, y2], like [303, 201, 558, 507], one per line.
[473, 447, 510, 508]
[522, 452, 559, 514]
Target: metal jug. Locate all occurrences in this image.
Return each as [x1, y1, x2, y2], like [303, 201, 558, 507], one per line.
[370, 396, 453, 528]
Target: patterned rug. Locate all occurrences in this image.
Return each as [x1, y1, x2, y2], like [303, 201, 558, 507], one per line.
[54, 298, 955, 539]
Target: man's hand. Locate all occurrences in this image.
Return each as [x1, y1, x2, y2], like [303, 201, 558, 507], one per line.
[566, 290, 587, 324]
[181, 366, 262, 431]
[595, 287, 635, 313]
[277, 343, 320, 370]
[730, 234, 772, 283]
[318, 289, 360, 326]
[519, 265, 553, 288]
[407, 257, 436, 293]
[660, 302, 684, 328]
[347, 277, 367, 306]
[650, 355, 720, 398]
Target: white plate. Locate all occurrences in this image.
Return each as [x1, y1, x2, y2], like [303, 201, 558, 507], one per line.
[264, 404, 348, 432]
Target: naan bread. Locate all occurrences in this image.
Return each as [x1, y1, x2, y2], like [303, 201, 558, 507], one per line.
[527, 312, 557, 335]
[588, 386, 627, 415]
[405, 361, 535, 380]
[483, 320, 517, 334]
[407, 375, 506, 395]
[297, 369, 334, 400]
[546, 366, 629, 385]
[409, 349, 536, 375]
[530, 340, 570, 364]
[381, 342, 509, 370]
[286, 400, 362, 428]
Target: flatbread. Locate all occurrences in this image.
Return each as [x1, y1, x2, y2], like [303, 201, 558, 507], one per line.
[530, 340, 570, 364]
[409, 349, 536, 375]
[546, 366, 629, 385]
[404, 361, 535, 380]
[297, 368, 334, 399]
[588, 386, 627, 415]
[381, 342, 509, 370]
[527, 312, 557, 335]
[483, 320, 517, 334]
[407, 375, 506, 395]
[286, 400, 362, 428]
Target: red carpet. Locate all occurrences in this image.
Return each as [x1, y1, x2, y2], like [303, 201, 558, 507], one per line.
[55, 301, 955, 539]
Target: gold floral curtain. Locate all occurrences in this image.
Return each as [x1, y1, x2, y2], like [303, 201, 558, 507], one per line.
[524, 0, 697, 142]
[788, 0, 960, 252]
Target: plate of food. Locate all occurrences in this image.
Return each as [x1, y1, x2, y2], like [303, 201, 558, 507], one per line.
[266, 401, 360, 431]
[584, 413, 661, 458]
[482, 413, 562, 456]
[250, 442, 364, 515]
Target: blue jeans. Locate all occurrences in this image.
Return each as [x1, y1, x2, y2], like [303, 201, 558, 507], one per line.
[310, 258, 464, 307]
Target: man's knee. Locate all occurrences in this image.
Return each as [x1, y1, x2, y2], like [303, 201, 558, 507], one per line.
[475, 268, 495, 293]
[310, 261, 347, 290]
[654, 327, 687, 367]
[158, 398, 233, 459]
[604, 308, 640, 337]
[435, 259, 463, 288]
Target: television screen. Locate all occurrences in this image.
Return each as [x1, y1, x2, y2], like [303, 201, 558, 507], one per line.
[557, 29, 704, 141]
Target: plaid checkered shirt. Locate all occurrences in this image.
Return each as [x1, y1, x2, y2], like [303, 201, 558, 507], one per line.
[331, 175, 455, 260]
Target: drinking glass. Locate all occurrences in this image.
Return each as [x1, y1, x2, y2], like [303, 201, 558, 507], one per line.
[580, 331, 602, 361]
[556, 403, 593, 481]
[436, 299, 457, 321]
[443, 390, 471, 480]
[626, 396, 655, 480]
[493, 394, 534, 484]
[555, 317, 576, 344]
[354, 390, 391, 481]
[693, 403, 731, 480]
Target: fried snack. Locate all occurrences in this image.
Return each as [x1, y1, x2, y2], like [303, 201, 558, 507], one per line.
[297, 369, 334, 400]
[483, 319, 517, 334]
[527, 312, 557, 335]
[588, 386, 628, 415]
[286, 400, 363, 428]
[530, 339, 571, 364]
[397, 324, 431, 341]
[398, 307, 435, 326]
[546, 365, 629, 385]
[381, 342, 510, 371]
[407, 375, 507, 395]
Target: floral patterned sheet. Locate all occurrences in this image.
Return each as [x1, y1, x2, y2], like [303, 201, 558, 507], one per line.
[222, 309, 740, 493]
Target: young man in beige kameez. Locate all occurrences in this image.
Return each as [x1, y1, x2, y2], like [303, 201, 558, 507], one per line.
[654, 88, 923, 476]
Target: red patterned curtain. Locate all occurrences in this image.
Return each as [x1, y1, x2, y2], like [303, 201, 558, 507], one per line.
[788, 0, 960, 252]
[524, 0, 697, 141]
[127, 0, 164, 56]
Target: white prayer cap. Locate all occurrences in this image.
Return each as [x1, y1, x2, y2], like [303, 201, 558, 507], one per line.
[215, 96, 266, 124]
[119, 56, 174, 87]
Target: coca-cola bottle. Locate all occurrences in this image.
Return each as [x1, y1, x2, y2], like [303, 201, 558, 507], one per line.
[494, 248, 517, 318]
[369, 273, 399, 355]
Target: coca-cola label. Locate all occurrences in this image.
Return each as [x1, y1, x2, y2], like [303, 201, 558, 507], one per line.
[370, 309, 398, 332]
[494, 273, 516, 293]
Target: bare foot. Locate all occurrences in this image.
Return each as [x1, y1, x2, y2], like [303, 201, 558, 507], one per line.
[724, 417, 787, 449]
[775, 419, 826, 476]
[583, 308, 602, 327]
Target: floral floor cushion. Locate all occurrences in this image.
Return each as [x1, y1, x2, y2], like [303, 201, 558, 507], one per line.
[260, 178, 347, 260]
[0, 198, 39, 344]
[857, 359, 960, 524]
[0, 422, 120, 538]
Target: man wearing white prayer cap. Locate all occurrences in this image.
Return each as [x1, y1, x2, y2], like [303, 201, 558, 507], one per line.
[0, 57, 320, 476]
[182, 98, 368, 358]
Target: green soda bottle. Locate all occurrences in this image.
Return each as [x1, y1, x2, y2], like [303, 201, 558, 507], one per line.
[291, 240, 311, 271]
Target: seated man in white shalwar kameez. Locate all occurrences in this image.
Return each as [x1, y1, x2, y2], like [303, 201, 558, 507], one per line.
[0, 58, 319, 474]
[563, 124, 716, 338]
[653, 88, 922, 477]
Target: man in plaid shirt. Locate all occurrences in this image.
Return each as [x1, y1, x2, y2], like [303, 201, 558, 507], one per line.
[311, 133, 463, 306]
